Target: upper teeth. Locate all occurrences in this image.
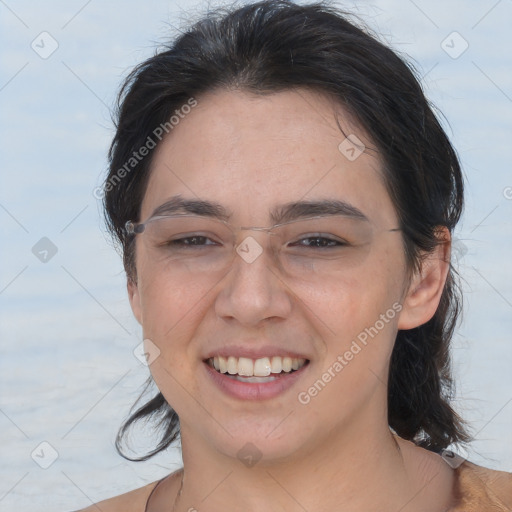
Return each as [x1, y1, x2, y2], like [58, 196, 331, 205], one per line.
[209, 356, 307, 376]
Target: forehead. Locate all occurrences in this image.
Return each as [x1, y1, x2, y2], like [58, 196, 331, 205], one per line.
[142, 88, 398, 227]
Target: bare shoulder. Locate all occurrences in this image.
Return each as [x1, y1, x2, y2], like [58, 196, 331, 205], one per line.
[456, 460, 512, 509]
[72, 480, 160, 512]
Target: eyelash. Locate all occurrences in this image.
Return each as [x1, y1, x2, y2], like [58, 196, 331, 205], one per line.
[163, 235, 218, 247]
[291, 236, 347, 248]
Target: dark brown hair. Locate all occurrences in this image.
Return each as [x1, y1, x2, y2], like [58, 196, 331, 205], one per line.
[103, 0, 469, 460]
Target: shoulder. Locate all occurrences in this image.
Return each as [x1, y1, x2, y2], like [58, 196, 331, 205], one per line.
[71, 479, 161, 512]
[450, 460, 512, 511]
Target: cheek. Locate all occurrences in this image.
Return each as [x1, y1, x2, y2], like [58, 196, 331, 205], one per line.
[136, 251, 215, 356]
[296, 259, 405, 424]
[303, 253, 404, 333]
[136, 268, 214, 408]
[302, 244, 406, 370]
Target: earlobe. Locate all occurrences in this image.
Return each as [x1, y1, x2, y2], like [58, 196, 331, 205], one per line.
[397, 228, 451, 330]
[127, 278, 143, 325]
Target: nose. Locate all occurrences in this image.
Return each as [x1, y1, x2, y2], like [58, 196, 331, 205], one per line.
[214, 235, 293, 326]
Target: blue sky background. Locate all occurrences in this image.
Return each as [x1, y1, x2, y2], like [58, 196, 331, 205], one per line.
[0, 0, 511, 510]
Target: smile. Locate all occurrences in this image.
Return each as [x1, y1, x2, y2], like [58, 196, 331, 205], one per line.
[207, 355, 307, 376]
[203, 356, 310, 399]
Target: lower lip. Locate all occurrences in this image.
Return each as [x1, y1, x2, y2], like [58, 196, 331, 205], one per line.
[203, 361, 310, 400]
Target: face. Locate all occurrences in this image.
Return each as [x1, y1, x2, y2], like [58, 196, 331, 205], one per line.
[128, 88, 443, 464]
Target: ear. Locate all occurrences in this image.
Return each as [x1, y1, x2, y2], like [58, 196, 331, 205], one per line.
[127, 277, 142, 325]
[397, 227, 451, 330]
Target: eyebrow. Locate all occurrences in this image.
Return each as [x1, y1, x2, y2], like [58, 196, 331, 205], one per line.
[148, 195, 369, 224]
[150, 195, 232, 221]
[270, 199, 368, 224]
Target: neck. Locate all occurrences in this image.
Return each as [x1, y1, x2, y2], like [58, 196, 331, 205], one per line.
[173, 423, 434, 512]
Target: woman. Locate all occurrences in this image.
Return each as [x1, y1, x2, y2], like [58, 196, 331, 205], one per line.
[77, 1, 512, 510]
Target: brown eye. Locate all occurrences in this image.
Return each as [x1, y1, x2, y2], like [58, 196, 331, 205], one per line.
[291, 236, 347, 248]
[169, 236, 216, 246]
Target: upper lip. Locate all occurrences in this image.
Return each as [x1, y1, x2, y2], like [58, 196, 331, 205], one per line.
[202, 344, 311, 361]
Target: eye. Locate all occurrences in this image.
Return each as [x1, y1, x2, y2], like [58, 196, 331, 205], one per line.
[291, 236, 348, 248]
[165, 235, 218, 247]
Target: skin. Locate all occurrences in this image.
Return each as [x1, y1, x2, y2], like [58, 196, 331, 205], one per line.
[124, 88, 455, 512]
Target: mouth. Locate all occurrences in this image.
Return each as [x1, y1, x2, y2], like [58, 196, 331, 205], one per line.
[204, 355, 310, 383]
